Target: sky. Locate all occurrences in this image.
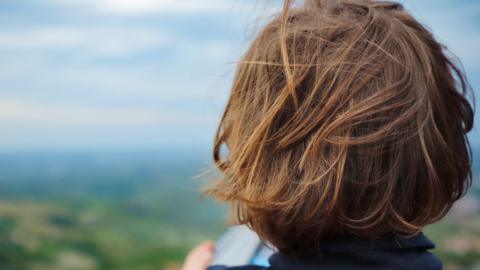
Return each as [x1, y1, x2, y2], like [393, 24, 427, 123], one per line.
[0, 0, 478, 153]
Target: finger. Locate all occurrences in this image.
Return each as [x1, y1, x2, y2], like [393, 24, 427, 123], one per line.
[182, 241, 215, 270]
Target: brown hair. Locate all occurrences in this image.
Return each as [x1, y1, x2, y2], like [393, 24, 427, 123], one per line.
[207, 0, 475, 256]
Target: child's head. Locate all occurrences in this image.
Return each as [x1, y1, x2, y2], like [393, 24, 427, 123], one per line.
[208, 0, 474, 256]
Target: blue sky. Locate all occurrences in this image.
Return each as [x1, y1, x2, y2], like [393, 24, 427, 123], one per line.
[0, 0, 478, 152]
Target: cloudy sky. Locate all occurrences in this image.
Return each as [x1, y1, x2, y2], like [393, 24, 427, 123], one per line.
[0, 0, 478, 152]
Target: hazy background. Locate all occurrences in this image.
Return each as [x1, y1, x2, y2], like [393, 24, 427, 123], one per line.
[0, 0, 478, 270]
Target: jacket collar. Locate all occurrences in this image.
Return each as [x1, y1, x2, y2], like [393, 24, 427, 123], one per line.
[310, 232, 435, 253]
[268, 233, 436, 268]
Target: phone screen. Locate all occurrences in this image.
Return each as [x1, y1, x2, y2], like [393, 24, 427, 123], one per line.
[211, 225, 275, 267]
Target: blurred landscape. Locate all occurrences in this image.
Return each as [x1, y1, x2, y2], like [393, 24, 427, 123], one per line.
[0, 148, 477, 270]
[0, 150, 224, 270]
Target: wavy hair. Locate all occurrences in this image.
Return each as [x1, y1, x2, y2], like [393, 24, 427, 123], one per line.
[206, 0, 475, 256]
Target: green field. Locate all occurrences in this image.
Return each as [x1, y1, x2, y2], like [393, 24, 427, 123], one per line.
[0, 150, 478, 270]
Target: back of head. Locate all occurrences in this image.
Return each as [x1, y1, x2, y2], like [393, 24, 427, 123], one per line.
[207, 0, 475, 256]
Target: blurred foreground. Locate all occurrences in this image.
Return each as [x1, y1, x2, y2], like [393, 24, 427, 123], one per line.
[0, 150, 478, 270]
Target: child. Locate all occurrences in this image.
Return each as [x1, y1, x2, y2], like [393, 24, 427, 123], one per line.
[183, 0, 474, 269]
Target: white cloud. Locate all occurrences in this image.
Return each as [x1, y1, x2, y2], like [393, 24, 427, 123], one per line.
[0, 26, 169, 56]
[0, 100, 213, 127]
[50, 0, 259, 16]
[0, 99, 219, 150]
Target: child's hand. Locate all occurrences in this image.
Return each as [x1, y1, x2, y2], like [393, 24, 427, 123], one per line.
[181, 241, 215, 270]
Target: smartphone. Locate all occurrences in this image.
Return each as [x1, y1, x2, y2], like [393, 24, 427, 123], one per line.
[211, 225, 276, 267]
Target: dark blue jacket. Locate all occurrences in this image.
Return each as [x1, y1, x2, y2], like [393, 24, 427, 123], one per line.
[208, 233, 442, 270]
